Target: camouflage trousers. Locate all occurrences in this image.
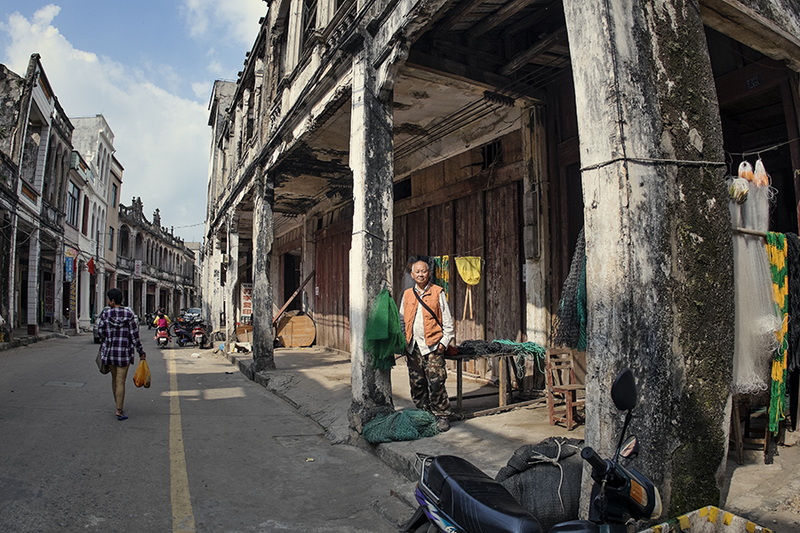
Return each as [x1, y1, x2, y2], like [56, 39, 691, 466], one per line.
[406, 345, 451, 417]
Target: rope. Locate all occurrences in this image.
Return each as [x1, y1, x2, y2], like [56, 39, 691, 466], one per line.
[521, 439, 581, 513]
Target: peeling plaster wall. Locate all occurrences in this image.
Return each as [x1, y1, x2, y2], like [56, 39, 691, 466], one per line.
[0, 64, 25, 159]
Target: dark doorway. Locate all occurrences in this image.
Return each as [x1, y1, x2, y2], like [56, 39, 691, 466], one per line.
[709, 28, 800, 234]
[283, 251, 302, 312]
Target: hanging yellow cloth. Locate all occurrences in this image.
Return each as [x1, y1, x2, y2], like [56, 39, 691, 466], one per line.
[455, 256, 482, 320]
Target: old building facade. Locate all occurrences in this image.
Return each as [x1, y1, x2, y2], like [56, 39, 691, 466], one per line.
[116, 197, 197, 321]
[0, 55, 72, 336]
[203, 0, 800, 514]
[1, 55, 199, 340]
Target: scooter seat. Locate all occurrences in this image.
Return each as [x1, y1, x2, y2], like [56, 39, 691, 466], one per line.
[424, 455, 542, 533]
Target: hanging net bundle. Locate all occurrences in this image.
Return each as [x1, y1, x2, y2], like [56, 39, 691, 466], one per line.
[432, 255, 451, 300]
[729, 179, 781, 394]
[766, 231, 789, 434]
[493, 339, 547, 378]
[553, 228, 587, 351]
[364, 288, 406, 370]
[362, 409, 439, 443]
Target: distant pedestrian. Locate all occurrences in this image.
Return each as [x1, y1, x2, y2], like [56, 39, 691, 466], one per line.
[153, 310, 171, 330]
[96, 288, 146, 420]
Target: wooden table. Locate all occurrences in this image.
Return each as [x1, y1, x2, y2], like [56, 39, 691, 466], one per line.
[445, 352, 545, 418]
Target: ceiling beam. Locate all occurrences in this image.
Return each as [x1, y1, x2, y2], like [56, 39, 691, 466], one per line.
[501, 25, 568, 76]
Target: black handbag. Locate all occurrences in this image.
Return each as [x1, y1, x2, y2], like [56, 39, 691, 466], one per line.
[96, 350, 110, 374]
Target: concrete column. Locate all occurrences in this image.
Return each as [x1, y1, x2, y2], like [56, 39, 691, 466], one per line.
[141, 281, 147, 316]
[251, 180, 275, 371]
[127, 277, 134, 310]
[53, 238, 64, 332]
[26, 228, 41, 335]
[79, 264, 91, 330]
[7, 212, 18, 332]
[347, 45, 395, 432]
[563, 0, 733, 515]
[227, 218, 240, 341]
[97, 266, 106, 313]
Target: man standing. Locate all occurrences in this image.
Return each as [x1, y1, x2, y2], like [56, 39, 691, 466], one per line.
[97, 288, 146, 421]
[399, 260, 454, 431]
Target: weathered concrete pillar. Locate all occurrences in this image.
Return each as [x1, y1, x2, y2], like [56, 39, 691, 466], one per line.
[226, 216, 240, 343]
[563, 0, 734, 515]
[53, 238, 64, 332]
[26, 227, 40, 335]
[79, 264, 91, 330]
[127, 277, 134, 310]
[252, 176, 275, 372]
[347, 45, 395, 432]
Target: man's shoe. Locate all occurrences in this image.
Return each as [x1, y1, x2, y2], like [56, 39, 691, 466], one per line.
[436, 416, 450, 432]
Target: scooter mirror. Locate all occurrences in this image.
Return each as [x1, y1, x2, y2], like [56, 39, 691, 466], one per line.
[619, 435, 639, 459]
[611, 368, 637, 412]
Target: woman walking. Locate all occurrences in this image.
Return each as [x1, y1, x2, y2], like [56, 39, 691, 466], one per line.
[96, 288, 147, 420]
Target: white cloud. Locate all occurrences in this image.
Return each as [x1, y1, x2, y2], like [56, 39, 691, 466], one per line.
[1, 6, 210, 242]
[181, 0, 264, 47]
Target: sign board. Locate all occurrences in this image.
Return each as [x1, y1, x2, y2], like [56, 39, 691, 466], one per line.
[64, 257, 74, 283]
[241, 283, 253, 318]
[134, 260, 142, 279]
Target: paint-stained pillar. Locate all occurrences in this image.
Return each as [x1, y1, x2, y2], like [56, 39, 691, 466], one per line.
[252, 177, 275, 372]
[563, 0, 733, 515]
[347, 44, 395, 432]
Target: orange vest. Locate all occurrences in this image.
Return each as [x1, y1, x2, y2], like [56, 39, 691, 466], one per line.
[403, 284, 444, 347]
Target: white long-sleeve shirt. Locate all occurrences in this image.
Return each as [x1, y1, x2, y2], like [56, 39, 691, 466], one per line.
[399, 284, 454, 356]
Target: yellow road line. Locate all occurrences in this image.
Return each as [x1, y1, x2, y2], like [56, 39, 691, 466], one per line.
[168, 353, 196, 532]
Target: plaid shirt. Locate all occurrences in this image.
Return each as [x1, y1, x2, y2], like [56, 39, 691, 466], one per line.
[98, 306, 145, 367]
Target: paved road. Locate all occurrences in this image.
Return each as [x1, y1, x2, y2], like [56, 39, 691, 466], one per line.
[0, 333, 412, 532]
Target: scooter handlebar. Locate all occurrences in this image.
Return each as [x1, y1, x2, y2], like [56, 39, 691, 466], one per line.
[581, 446, 608, 474]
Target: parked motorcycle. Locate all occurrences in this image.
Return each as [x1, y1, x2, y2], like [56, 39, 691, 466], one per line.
[402, 368, 662, 533]
[172, 317, 208, 348]
[191, 321, 210, 348]
[155, 326, 170, 348]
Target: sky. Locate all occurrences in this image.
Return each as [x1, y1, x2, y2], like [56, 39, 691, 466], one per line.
[0, 1, 265, 243]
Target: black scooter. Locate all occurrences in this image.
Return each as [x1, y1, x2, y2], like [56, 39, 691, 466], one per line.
[403, 368, 662, 533]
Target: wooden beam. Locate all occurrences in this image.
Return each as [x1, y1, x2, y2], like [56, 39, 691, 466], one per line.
[472, 0, 550, 36]
[394, 161, 524, 217]
[501, 26, 568, 76]
[700, 0, 800, 71]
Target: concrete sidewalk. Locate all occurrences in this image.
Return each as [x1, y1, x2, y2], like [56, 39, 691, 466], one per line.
[220, 346, 800, 531]
[222, 345, 582, 481]
[0, 328, 70, 351]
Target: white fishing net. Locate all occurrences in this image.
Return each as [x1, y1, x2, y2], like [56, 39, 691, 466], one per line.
[729, 178, 780, 394]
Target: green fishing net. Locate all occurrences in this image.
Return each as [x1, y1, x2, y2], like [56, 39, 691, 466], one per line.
[364, 287, 406, 370]
[362, 409, 439, 443]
